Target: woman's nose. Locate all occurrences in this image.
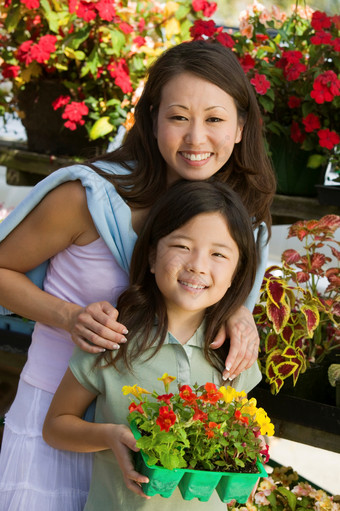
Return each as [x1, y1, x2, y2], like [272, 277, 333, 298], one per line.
[184, 121, 207, 146]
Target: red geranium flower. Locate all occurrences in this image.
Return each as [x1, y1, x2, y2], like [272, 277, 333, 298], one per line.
[192, 0, 217, 18]
[288, 96, 301, 108]
[302, 113, 321, 133]
[52, 95, 71, 110]
[156, 406, 176, 432]
[216, 32, 234, 48]
[190, 19, 217, 39]
[2, 63, 20, 79]
[333, 38, 340, 51]
[119, 22, 133, 35]
[62, 101, 89, 122]
[239, 54, 256, 73]
[311, 70, 340, 104]
[317, 129, 340, 150]
[290, 121, 306, 144]
[311, 11, 332, 31]
[107, 58, 133, 94]
[310, 31, 333, 46]
[17, 40, 34, 65]
[96, 0, 116, 22]
[250, 73, 271, 95]
[30, 34, 57, 63]
[20, 0, 40, 8]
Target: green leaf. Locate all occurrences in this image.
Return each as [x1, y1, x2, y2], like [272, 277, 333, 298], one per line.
[40, 0, 60, 33]
[65, 26, 92, 50]
[259, 95, 274, 113]
[109, 30, 126, 56]
[278, 487, 297, 511]
[89, 117, 114, 140]
[5, 5, 21, 32]
[307, 154, 326, 169]
[175, 5, 190, 20]
[266, 492, 278, 508]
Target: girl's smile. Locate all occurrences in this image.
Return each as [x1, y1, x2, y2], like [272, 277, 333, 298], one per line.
[154, 72, 243, 185]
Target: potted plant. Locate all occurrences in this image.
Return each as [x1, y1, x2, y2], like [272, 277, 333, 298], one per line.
[253, 214, 340, 402]
[0, 0, 214, 156]
[123, 374, 273, 503]
[190, 2, 340, 196]
[228, 465, 340, 510]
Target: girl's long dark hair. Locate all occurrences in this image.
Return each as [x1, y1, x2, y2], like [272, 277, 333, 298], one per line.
[102, 180, 257, 373]
[88, 40, 276, 235]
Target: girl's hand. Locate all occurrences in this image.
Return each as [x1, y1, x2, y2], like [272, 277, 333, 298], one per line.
[105, 424, 151, 499]
[210, 305, 259, 380]
[68, 301, 129, 353]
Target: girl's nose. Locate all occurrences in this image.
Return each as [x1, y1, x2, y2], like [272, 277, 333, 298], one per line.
[184, 121, 207, 146]
[186, 252, 207, 274]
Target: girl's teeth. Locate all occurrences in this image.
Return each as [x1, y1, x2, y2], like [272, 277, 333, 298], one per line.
[182, 152, 211, 161]
[180, 281, 205, 289]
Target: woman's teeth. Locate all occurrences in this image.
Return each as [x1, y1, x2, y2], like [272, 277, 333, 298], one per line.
[182, 152, 211, 161]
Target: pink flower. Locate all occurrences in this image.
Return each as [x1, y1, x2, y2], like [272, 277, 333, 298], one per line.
[302, 113, 321, 133]
[96, 0, 116, 21]
[62, 101, 89, 122]
[108, 58, 133, 94]
[317, 129, 340, 150]
[192, 0, 217, 17]
[52, 95, 71, 110]
[20, 0, 40, 8]
[250, 73, 271, 95]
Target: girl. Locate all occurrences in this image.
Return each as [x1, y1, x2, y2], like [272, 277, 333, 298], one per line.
[43, 180, 259, 511]
[0, 40, 275, 509]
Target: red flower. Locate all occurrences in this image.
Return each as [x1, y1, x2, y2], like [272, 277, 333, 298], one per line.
[62, 101, 89, 122]
[239, 54, 256, 73]
[333, 38, 340, 51]
[290, 121, 305, 144]
[216, 32, 234, 48]
[52, 95, 71, 110]
[190, 19, 217, 39]
[119, 22, 133, 34]
[250, 73, 271, 95]
[20, 0, 40, 8]
[192, 0, 217, 17]
[192, 406, 208, 422]
[200, 382, 223, 404]
[179, 385, 197, 404]
[317, 129, 340, 150]
[138, 18, 145, 32]
[310, 31, 333, 46]
[156, 406, 176, 432]
[311, 11, 332, 31]
[260, 443, 270, 464]
[17, 40, 34, 65]
[288, 96, 301, 108]
[96, 0, 116, 22]
[107, 58, 133, 94]
[133, 36, 146, 48]
[302, 113, 321, 133]
[332, 15, 340, 30]
[72, 0, 97, 22]
[311, 71, 340, 104]
[280, 50, 303, 64]
[30, 34, 57, 64]
[234, 410, 249, 424]
[129, 402, 144, 414]
[2, 64, 20, 79]
[284, 61, 307, 81]
[256, 33, 269, 42]
[64, 120, 78, 131]
[157, 393, 174, 405]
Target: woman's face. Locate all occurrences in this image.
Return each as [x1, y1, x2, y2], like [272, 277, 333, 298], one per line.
[154, 72, 243, 185]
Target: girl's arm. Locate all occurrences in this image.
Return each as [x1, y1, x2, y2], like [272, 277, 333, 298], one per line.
[43, 368, 150, 499]
[0, 181, 127, 353]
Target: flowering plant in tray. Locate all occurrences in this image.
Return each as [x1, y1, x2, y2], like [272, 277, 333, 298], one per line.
[123, 374, 274, 474]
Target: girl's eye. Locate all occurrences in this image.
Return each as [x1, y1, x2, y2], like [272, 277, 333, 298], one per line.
[173, 244, 189, 250]
[207, 117, 224, 123]
[213, 252, 227, 258]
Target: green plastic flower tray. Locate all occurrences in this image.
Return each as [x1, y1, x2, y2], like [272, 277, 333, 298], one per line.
[131, 421, 267, 503]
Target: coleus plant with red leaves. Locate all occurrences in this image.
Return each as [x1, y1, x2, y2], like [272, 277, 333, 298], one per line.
[254, 214, 340, 394]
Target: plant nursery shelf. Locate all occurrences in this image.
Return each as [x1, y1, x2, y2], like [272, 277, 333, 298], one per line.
[1, 140, 340, 221]
[250, 387, 340, 454]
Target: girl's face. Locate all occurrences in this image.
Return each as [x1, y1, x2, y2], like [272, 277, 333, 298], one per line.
[149, 212, 239, 327]
[154, 72, 243, 185]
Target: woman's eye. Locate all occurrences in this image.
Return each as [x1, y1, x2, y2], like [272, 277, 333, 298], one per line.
[170, 115, 187, 121]
[213, 252, 226, 258]
[207, 117, 224, 123]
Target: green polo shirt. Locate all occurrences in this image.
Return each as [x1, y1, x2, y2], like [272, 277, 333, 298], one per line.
[69, 324, 261, 511]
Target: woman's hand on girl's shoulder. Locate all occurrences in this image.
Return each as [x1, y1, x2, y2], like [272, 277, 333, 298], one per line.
[68, 301, 129, 353]
[105, 424, 151, 499]
[210, 305, 259, 380]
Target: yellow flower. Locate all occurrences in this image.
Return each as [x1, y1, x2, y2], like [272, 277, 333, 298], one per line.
[164, 17, 181, 40]
[122, 384, 151, 399]
[163, 1, 179, 17]
[219, 385, 237, 403]
[158, 373, 176, 392]
[241, 397, 258, 417]
[255, 407, 275, 436]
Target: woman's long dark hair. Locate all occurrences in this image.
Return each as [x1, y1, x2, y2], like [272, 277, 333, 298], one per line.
[89, 40, 276, 234]
[102, 180, 257, 373]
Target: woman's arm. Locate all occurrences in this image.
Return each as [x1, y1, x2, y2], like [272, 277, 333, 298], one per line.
[43, 368, 150, 498]
[0, 181, 127, 353]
